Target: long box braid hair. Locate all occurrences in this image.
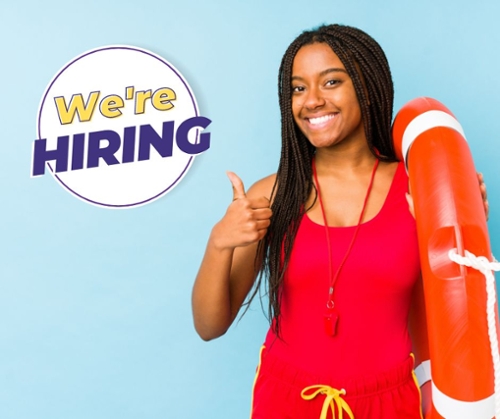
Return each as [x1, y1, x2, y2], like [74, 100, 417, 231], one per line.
[249, 24, 397, 337]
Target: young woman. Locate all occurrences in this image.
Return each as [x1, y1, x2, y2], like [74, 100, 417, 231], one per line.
[192, 24, 488, 419]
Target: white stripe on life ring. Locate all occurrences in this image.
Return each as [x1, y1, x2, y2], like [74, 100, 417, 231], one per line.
[433, 382, 495, 419]
[401, 110, 466, 168]
[414, 360, 431, 386]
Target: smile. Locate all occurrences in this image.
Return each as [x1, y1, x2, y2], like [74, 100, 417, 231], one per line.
[307, 114, 336, 125]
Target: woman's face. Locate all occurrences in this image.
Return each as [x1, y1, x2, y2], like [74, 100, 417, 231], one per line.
[291, 42, 365, 150]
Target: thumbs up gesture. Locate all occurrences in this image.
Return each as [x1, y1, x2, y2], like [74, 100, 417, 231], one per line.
[212, 172, 273, 250]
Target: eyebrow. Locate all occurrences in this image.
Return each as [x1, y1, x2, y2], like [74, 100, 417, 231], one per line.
[291, 67, 348, 82]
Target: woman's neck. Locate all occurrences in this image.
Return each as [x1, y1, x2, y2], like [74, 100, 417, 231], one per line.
[314, 143, 377, 177]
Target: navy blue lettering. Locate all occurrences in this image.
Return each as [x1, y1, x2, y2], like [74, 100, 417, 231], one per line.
[71, 133, 85, 171]
[122, 126, 136, 164]
[32, 117, 212, 177]
[87, 130, 121, 169]
[138, 121, 174, 161]
[176, 117, 211, 154]
[32, 136, 69, 176]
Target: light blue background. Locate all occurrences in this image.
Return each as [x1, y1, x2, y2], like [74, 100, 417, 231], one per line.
[1, 1, 499, 418]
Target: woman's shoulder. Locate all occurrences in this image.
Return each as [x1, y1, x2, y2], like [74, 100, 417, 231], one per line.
[378, 160, 405, 184]
[246, 173, 277, 201]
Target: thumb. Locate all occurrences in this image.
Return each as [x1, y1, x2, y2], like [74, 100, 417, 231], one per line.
[226, 171, 246, 200]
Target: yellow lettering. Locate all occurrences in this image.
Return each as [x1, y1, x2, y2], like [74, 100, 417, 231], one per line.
[54, 91, 100, 125]
[125, 86, 134, 100]
[135, 90, 152, 114]
[100, 94, 124, 118]
[152, 88, 176, 111]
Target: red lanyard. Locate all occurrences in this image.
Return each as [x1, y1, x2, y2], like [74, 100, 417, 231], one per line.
[312, 157, 379, 336]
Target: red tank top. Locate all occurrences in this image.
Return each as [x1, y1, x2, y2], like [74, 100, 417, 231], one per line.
[263, 162, 421, 378]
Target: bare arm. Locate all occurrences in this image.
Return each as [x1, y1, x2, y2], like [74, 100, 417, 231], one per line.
[192, 172, 275, 341]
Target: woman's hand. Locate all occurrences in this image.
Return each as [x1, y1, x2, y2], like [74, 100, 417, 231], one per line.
[192, 173, 274, 340]
[405, 192, 415, 219]
[211, 172, 272, 250]
[478, 172, 489, 221]
[405, 173, 489, 220]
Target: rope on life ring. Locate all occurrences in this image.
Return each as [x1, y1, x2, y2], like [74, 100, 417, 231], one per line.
[448, 249, 500, 417]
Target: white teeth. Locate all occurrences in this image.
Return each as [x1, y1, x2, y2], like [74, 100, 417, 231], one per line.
[308, 114, 335, 125]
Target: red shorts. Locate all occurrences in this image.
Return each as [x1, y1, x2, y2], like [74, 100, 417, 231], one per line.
[250, 346, 423, 419]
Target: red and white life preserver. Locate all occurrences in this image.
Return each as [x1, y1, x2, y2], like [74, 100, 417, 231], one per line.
[392, 97, 500, 419]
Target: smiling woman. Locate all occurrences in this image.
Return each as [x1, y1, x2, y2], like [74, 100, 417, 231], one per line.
[192, 24, 460, 419]
[291, 43, 364, 150]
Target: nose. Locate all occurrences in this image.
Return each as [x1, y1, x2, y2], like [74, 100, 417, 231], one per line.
[303, 86, 325, 110]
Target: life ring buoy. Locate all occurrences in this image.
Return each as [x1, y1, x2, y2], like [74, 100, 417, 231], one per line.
[392, 97, 500, 419]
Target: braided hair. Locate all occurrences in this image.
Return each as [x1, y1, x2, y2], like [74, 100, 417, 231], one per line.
[251, 24, 397, 336]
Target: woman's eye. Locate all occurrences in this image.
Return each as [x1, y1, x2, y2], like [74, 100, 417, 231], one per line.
[326, 79, 340, 87]
[292, 86, 304, 93]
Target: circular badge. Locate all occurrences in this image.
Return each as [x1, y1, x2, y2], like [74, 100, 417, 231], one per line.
[33, 46, 211, 208]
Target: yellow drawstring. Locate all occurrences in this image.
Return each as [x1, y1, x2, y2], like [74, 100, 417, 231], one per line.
[409, 354, 424, 419]
[301, 385, 355, 419]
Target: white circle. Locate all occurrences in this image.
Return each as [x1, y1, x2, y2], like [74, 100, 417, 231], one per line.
[37, 46, 203, 208]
